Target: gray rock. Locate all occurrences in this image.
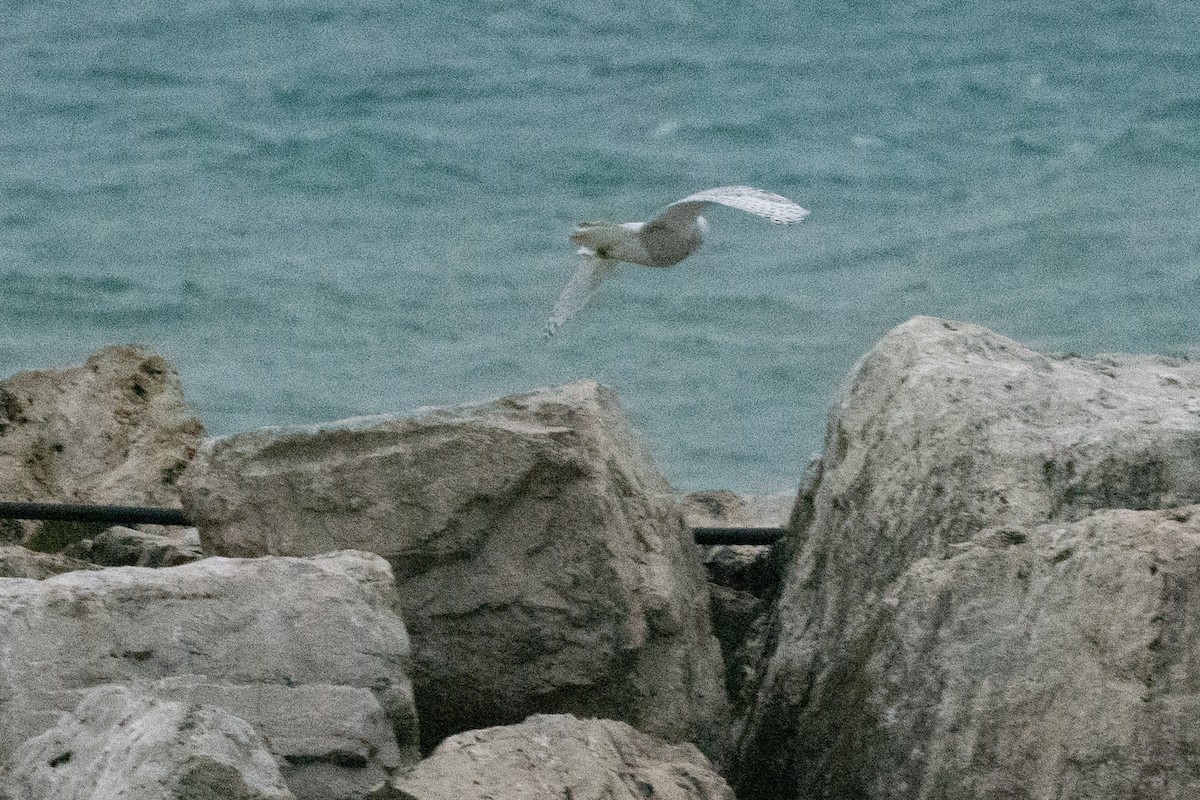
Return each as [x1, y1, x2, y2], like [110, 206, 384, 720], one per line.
[391, 714, 734, 800]
[702, 545, 774, 598]
[699, 545, 776, 730]
[686, 487, 811, 746]
[0, 546, 95, 579]
[735, 316, 1200, 799]
[3, 683, 294, 800]
[150, 678, 410, 800]
[863, 506, 1200, 800]
[181, 381, 729, 759]
[90, 525, 203, 567]
[0, 346, 204, 549]
[0, 344, 204, 502]
[0, 551, 418, 772]
[707, 582, 767, 720]
[681, 489, 794, 530]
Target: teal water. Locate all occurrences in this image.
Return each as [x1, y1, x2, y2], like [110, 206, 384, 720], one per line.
[2, 0, 1198, 491]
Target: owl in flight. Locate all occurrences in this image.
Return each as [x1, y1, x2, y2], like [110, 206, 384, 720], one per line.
[545, 185, 810, 336]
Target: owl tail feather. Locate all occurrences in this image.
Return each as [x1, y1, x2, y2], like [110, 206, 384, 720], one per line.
[545, 249, 620, 338]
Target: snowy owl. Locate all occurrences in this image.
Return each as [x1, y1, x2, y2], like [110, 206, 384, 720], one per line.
[545, 185, 810, 336]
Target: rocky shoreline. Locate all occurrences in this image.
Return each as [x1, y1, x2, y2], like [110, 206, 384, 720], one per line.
[0, 316, 1198, 799]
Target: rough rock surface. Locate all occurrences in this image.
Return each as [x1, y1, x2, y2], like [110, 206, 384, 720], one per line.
[0, 346, 204, 548]
[697, 542, 776, 731]
[3, 683, 293, 800]
[0, 545, 95, 579]
[702, 545, 775, 600]
[0, 346, 203, 505]
[88, 525, 203, 567]
[735, 317, 1200, 800]
[148, 678, 408, 800]
[0, 551, 418, 774]
[706, 578, 768, 723]
[390, 714, 734, 800]
[182, 381, 728, 758]
[685, 489, 804, 740]
[681, 490, 794, 530]
[867, 506, 1200, 799]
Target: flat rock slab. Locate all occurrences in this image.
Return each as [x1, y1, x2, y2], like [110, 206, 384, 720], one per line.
[182, 381, 728, 758]
[681, 490, 795, 529]
[391, 714, 734, 800]
[0, 551, 417, 768]
[735, 316, 1200, 799]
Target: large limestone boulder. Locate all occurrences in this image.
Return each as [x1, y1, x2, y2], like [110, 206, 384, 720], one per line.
[735, 317, 1200, 799]
[0, 346, 204, 550]
[0, 345, 203, 506]
[3, 684, 294, 800]
[390, 714, 734, 800]
[181, 381, 728, 757]
[0, 551, 418, 777]
[868, 506, 1200, 799]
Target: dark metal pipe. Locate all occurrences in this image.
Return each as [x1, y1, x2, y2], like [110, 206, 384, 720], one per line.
[691, 526, 784, 546]
[0, 502, 785, 545]
[0, 502, 192, 527]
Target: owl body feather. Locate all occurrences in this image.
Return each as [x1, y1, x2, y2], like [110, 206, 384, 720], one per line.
[570, 217, 708, 267]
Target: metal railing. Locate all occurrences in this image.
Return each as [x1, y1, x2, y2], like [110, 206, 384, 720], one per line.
[0, 502, 192, 527]
[0, 502, 783, 545]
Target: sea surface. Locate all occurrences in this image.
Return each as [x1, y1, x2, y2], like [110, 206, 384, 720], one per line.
[2, 0, 1198, 492]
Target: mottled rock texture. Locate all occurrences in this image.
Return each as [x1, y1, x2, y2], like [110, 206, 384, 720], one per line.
[148, 677, 408, 800]
[681, 489, 794, 530]
[0, 546, 94, 579]
[391, 714, 734, 800]
[685, 488, 809, 744]
[735, 316, 1200, 800]
[87, 525, 203, 567]
[182, 381, 729, 758]
[0, 346, 203, 504]
[3, 683, 294, 800]
[869, 506, 1200, 799]
[0, 551, 418, 781]
[0, 345, 203, 550]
